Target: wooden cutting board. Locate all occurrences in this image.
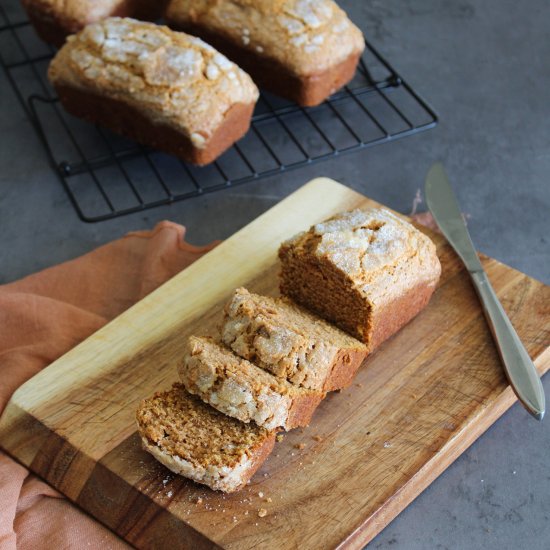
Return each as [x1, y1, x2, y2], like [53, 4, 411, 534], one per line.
[1, 178, 548, 549]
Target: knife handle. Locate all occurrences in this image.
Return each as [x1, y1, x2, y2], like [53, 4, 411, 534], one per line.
[470, 270, 545, 420]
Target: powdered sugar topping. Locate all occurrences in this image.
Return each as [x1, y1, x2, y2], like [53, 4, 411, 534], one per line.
[143, 47, 202, 85]
[313, 209, 417, 276]
[285, 0, 333, 29]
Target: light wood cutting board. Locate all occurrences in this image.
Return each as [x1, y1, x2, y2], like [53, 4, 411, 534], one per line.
[1, 178, 548, 549]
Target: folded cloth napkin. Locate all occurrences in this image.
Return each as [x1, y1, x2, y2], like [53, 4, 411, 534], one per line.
[0, 221, 218, 550]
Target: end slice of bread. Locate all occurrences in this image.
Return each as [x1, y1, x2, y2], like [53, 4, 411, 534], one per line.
[136, 383, 276, 493]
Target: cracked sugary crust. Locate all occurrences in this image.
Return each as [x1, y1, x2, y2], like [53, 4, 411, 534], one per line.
[21, 0, 169, 47]
[279, 208, 442, 348]
[165, 0, 365, 106]
[179, 336, 324, 430]
[136, 384, 276, 493]
[48, 18, 259, 165]
[221, 288, 367, 391]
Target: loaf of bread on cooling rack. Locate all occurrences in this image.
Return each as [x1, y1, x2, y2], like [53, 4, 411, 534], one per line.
[48, 18, 259, 165]
[165, 0, 365, 106]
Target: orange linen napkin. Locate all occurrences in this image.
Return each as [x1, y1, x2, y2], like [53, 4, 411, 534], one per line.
[0, 221, 218, 550]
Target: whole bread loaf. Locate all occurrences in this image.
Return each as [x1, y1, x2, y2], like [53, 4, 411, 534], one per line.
[279, 208, 442, 349]
[21, 0, 168, 47]
[165, 0, 365, 106]
[136, 384, 276, 492]
[48, 18, 259, 165]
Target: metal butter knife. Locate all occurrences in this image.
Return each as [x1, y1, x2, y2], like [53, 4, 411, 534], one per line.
[425, 163, 545, 421]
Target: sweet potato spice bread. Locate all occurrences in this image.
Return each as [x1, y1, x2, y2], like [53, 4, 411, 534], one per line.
[21, 0, 168, 47]
[165, 0, 365, 106]
[136, 383, 275, 492]
[279, 208, 441, 350]
[221, 288, 367, 391]
[179, 336, 324, 431]
[48, 18, 259, 165]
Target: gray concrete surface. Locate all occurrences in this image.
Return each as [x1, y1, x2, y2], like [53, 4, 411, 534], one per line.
[1, 0, 549, 548]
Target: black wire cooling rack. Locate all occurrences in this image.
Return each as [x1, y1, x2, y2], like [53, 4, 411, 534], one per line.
[0, 1, 438, 222]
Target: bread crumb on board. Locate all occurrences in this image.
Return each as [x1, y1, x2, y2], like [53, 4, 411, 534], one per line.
[258, 508, 268, 518]
[294, 443, 306, 450]
[276, 434, 284, 442]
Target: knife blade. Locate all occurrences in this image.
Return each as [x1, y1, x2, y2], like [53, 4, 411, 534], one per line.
[425, 162, 545, 421]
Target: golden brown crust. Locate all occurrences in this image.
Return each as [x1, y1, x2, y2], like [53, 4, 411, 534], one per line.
[368, 280, 438, 351]
[286, 390, 325, 429]
[294, 51, 363, 107]
[21, 0, 169, 47]
[323, 348, 367, 391]
[165, 0, 365, 106]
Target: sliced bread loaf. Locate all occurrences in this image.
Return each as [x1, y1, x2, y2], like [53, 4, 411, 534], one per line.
[279, 208, 441, 349]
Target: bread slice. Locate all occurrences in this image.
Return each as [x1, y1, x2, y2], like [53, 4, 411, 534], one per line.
[179, 336, 324, 431]
[48, 18, 259, 166]
[279, 208, 441, 350]
[136, 384, 275, 493]
[165, 0, 365, 106]
[221, 288, 367, 391]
